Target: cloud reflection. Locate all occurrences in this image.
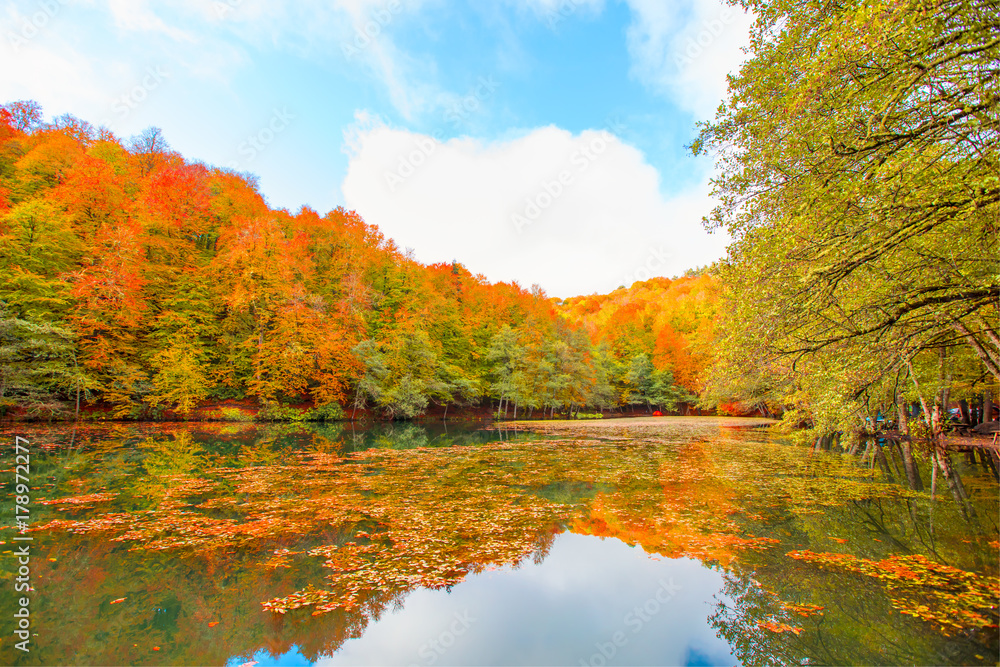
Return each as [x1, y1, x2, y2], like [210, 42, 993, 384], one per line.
[311, 532, 736, 666]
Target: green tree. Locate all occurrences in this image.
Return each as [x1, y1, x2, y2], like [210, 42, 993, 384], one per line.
[695, 0, 999, 435]
[0, 306, 89, 418]
[148, 333, 210, 415]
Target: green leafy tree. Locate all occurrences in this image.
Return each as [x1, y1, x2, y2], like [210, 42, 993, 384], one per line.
[148, 333, 210, 415]
[695, 0, 999, 435]
[0, 306, 89, 418]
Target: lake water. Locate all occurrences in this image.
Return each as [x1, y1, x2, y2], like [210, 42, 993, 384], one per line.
[1, 418, 997, 666]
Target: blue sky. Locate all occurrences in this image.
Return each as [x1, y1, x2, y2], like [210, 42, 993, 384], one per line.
[1, 0, 752, 297]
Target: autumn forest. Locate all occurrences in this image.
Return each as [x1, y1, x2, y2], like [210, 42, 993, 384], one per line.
[0, 104, 717, 422]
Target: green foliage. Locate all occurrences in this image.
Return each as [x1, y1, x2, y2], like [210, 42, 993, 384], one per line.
[303, 402, 345, 422]
[0, 101, 706, 421]
[697, 0, 1000, 433]
[257, 404, 306, 422]
[255, 402, 345, 422]
[148, 335, 210, 415]
[623, 353, 683, 411]
[0, 305, 90, 418]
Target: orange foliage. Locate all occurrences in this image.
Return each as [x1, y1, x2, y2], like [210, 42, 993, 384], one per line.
[561, 274, 720, 395]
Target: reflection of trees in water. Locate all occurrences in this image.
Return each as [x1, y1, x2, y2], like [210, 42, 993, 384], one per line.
[708, 487, 999, 667]
[710, 558, 996, 666]
[7, 423, 997, 666]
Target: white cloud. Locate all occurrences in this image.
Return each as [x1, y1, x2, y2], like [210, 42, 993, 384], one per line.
[0, 6, 107, 119]
[341, 117, 729, 298]
[624, 0, 754, 117]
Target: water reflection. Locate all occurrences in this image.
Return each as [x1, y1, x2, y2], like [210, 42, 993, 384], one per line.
[0, 419, 996, 666]
[321, 534, 735, 666]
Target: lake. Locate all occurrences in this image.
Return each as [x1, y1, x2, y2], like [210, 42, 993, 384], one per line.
[1, 417, 997, 666]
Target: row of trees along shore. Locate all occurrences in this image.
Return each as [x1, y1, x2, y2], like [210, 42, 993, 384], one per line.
[694, 0, 998, 504]
[0, 101, 719, 422]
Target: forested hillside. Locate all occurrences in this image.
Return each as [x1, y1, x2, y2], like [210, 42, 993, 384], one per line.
[559, 273, 720, 409]
[0, 101, 716, 421]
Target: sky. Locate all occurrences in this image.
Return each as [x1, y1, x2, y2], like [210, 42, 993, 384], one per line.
[1, 0, 753, 298]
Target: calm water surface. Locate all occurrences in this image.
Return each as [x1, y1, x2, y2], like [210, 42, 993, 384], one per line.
[0, 418, 996, 666]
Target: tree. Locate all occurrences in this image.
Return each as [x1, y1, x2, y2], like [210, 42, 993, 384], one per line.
[0, 306, 89, 418]
[148, 333, 210, 415]
[128, 127, 171, 176]
[352, 327, 440, 420]
[0, 97, 727, 420]
[695, 0, 999, 436]
[0, 100, 43, 133]
[487, 325, 522, 418]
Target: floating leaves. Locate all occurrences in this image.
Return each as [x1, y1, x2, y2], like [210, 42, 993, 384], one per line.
[39, 492, 117, 506]
[28, 420, 1000, 651]
[787, 550, 1000, 632]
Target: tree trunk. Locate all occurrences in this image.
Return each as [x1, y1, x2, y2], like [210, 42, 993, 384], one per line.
[898, 441, 923, 491]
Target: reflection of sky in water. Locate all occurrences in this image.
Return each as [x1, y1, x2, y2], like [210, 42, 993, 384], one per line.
[229, 533, 737, 666]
